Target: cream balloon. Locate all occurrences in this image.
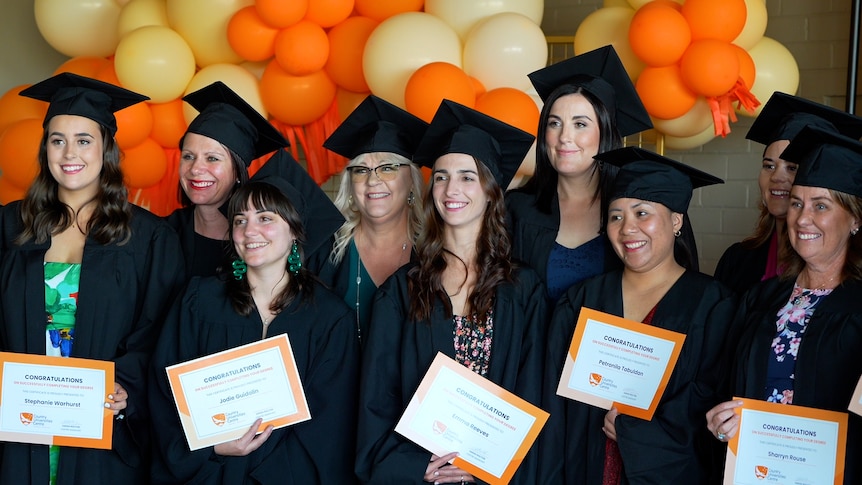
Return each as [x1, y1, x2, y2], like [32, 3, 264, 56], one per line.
[424, 0, 543, 40]
[240, 61, 269, 79]
[739, 37, 800, 117]
[463, 13, 548, 92]
[627, 0, 682, 8]
[182, 64, 267, 125]
[732, 0, 768, 50]
[652, 98, 713, 138]
[34, 0, 121, 57]
[363, 12, 462, 108]
[663, 124, 716, 151]
[118, 0, 169, 38]
[166, 0, 253, 67]
[573, 7, 645, 82]
[114, 26, 196, 103]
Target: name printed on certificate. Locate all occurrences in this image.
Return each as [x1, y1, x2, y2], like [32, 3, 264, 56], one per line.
[0, 352, 114, 449]
[166, 334, 310, 451]
[394, 352, 548, 485]
[724, 398, 848, 485]
[849, 374, 862, 417]
[556, 307, 685, 420]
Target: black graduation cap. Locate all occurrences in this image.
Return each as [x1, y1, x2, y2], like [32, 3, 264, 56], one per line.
[19, 72, 149, 137]
[323, 95, 427, 160]
[249, 149, 344, 257]
[527, 45, 652, 137]
[412, 99, 535, 190]
[746, 92, 862, 146]
[780, 126, 862, 198]
[183, 81, 288, 166]
[595, 146, 724, 213]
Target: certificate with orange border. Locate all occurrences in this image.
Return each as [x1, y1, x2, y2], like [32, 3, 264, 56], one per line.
[394, 352, 548, 485]
[0, 352, 114, 449]
[166, 334, 309, 451]
[556, 307, 685, 420]
[849, 375, 862, 416]
[724, 397, 847, 485]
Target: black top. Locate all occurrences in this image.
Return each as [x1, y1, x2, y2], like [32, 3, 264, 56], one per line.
[713, 237, 773, 295]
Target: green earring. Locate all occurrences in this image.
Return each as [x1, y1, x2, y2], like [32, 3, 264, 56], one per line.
[287, 240, 302, 275]
[232, 259, 247, 280]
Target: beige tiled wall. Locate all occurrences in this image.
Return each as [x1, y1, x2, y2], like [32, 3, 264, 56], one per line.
[541, 0, 858, 274]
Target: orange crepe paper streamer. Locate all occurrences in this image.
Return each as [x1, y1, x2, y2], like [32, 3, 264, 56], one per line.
[707, 77, 760, 137]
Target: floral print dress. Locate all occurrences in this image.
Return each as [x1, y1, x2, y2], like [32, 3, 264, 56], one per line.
[764, 283, 832, 404]
[453, 309, 494, 377]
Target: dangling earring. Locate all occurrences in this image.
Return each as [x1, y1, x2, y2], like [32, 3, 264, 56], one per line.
[232, 259, 247, 280]
[407, 191, 415, 206]
[852, 227, 859, 236]
[287, 240, 302, 275]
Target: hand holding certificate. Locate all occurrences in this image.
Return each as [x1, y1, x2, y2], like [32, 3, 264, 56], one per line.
[165, 334, 310, 451]
[723, 398, 848, 485]
[0, 352, 114, 449]
[556, 307, 685, 420]
[394, 352, 548, 485]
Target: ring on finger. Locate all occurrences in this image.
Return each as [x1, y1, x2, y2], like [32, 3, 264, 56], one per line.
[717, 432, 726, 441]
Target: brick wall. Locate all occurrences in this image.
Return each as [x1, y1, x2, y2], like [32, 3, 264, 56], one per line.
[540, 0, 858, 274]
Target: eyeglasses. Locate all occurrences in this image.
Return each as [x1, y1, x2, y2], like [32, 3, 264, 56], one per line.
[346, 163, 404, 182]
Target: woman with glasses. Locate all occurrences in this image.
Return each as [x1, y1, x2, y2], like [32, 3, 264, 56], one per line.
[318, 95, 427, 338]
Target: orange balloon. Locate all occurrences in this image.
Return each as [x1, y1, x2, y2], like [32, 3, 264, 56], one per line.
[336, 89, 371, 122]
[149, 99, 188, 148]
[681, 0, 747, 42]
[405, 62, 475, 123]
[0, 86, 48, 135]
[260, 61, 337, 125]
[354, 0, 424, 22]
[475, 88, 540, 136]
[228, 6, 279, 62]
[122, 138, 168, 188]
[304, 0, 354, 28]
[636, 65, 698, 119]
[0, 118, 43, 189]
[628, 3, 690, 66]
[53, 56, 112, 78]
[274, 20, 330, 76]
[469, 76, 486, 99]
[680, 40, 740, 97]
[325, 16, 378, 93]
[733, 44, 756, 89]
[0, 176, 27, 205]
[115, 100, 154, 149]
[255, 0, 307, 28]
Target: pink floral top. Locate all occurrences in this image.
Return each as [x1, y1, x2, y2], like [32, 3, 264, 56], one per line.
[765, 284, 833, 404]
[453, 309, 494, 377]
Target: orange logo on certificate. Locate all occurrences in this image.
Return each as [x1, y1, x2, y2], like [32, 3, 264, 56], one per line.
[754, 465, 768, 479]
[589, 373, 603, 386]
[432, 420, 447, 434]
[211, 413, 226, 427]
[19, 412, 33, 425]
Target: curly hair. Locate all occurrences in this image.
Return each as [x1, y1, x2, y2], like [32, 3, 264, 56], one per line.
[330, 152, 424, 265]
[225, 181, 315, 317]
[408, 156, 513, 321]
[16, 121, 131, 246]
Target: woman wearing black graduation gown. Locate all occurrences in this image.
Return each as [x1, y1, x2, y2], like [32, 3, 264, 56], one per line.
[356, 100, 546, 484]
[149, 175, 358, 484]
[505, 46, 653, 302]
[714, 92, 862, 294]
[541, 147, 736, 484]
[316, 95, 426, 337]
[707, 127, 862, 484]
[165, 81, 293, 278]
[0, 73, 184, 485]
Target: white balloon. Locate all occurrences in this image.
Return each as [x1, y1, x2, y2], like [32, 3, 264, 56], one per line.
[35, 0, 121, 57]
[463, 13, 548, 92]
[363, 12, 462, 108]
[425, 0, 543, 40]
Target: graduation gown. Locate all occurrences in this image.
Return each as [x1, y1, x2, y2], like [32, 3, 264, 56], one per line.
[541, 270, 736, 485]
[728, 277, 862, 484]
[355, 265, 548, 484]
[165, 206, 230, 278]
[0, 202, 185, 485]
[713, 238, 771, 295]
[505, 190, 621, 287]
[149, 276, 360, 485]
